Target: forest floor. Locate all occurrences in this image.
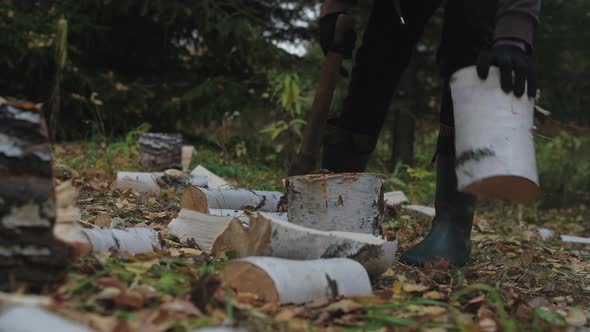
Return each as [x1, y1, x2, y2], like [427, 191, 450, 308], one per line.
[41, 142, 590, 332]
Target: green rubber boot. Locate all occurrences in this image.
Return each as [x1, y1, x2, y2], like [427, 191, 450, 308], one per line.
[400, 128, 476, 266]
[320, 121, 377, 173]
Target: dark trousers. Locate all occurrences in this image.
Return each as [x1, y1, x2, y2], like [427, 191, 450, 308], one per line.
[336, 0, 497, 139]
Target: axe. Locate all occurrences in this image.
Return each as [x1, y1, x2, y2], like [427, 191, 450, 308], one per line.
[288, 14, 355, 176]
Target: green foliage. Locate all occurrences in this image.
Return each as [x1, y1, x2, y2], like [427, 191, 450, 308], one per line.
[1, 0, 318, 139]
[260, 72, 307, 163]
[535, 132, 590, 206]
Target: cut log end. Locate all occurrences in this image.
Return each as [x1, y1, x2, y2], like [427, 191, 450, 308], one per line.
[220, 260, 279, 303]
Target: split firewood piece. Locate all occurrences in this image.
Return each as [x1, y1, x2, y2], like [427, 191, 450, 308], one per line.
[286, 173, 386, 236]
[0, 101, 71, 291]
[167, 209, 237, 253]
[384, 191, 408, 207]
[207, 209, 288, 224]
[190, 165, 230, 189]
[212, 213, 397, 278]
[55, 181, 82, 224]
[138, 132, 183, 171]
[403, 205, 436, 218]
[197, 187, 282, 212]
[0, 306, 93, 332]
[181, 145, 195, 172]
[220, 257, 372, 304]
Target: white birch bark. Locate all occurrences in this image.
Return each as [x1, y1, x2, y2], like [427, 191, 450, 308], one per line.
[198, 188, 282, 212]
[286, 173, 385, 235]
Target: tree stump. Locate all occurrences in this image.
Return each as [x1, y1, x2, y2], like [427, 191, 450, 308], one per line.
[138, 132, 182, 171]
[0, 102, 70, 292]
[286, 173, 386, 236]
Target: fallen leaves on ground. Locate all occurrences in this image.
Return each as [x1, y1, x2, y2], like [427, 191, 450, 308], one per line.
[11, 143, 587, 332]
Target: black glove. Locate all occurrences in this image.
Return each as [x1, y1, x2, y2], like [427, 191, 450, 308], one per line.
[319, 12, 356, 59]
[476, 44, 536, 98]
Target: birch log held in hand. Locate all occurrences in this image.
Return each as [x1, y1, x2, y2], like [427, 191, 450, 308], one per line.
[138, 132, 182, 171]
[286, 173, 386, 235]
[0, 101, 70, 291]
[220, 257, 372, 304]
[451, 66, 540, 204]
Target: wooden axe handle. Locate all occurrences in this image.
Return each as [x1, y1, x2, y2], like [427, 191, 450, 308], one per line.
[288, 14, 354, 176]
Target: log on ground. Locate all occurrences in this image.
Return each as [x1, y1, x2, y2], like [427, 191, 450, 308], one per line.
[286, 173, 385, 236]
[197, 187, 282, 212]
[213, 213, 397, 278]
[220, 256, 372, 304]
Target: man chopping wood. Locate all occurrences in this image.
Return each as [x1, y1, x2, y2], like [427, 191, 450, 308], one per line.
[318, 0, 540, 266]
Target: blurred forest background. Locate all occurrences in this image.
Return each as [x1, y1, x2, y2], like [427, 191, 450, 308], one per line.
[1, 0, 589, 210]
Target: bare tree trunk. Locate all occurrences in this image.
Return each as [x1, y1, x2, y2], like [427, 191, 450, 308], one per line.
[0, 102, 70, 292]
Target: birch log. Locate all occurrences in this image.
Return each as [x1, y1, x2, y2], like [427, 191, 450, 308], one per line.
[384, 191, 408, 207]
[403, 205, 436, 218]
[82, 228, 162, 255]
[116, 171, 207, 193]
[138, 132, 182, 171]
[167, 210, 237, 253]
[190, 165, 230, 189]
[220, 257, 372, 304]
[212, 213, 397, 278]
[116, 172, 162, 192]
[0, 306, 93, 332]
[286, 173, 386, 235]
[0, 102, 70, 291]
[197, 188, 282, 212]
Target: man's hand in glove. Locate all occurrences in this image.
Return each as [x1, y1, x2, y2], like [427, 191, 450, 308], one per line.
[319, 0, 356, 59]
[476, 40, 536, 98]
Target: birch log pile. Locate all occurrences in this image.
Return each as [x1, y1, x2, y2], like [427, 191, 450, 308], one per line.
[286, 173, 385, 236]
[220, 257, 372, 304]
[0, 101, 71, 291]
[212, 213, 397, 278]
[138, 132, 182, 171]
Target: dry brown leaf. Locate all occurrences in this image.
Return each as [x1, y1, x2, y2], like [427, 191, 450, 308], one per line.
[95, 287, 122, 301]
[114, 289, 145, 309]
[275, 307, 306, 321]
[423, 291, 445, 300]
[94, 214, 112, 228]
[402, 283, 430, 293]
[324, 299, 362, 314]
[564, 307, 587, 327]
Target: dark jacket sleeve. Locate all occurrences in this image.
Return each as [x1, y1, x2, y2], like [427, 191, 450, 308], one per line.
[495, 0, 541, 48]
